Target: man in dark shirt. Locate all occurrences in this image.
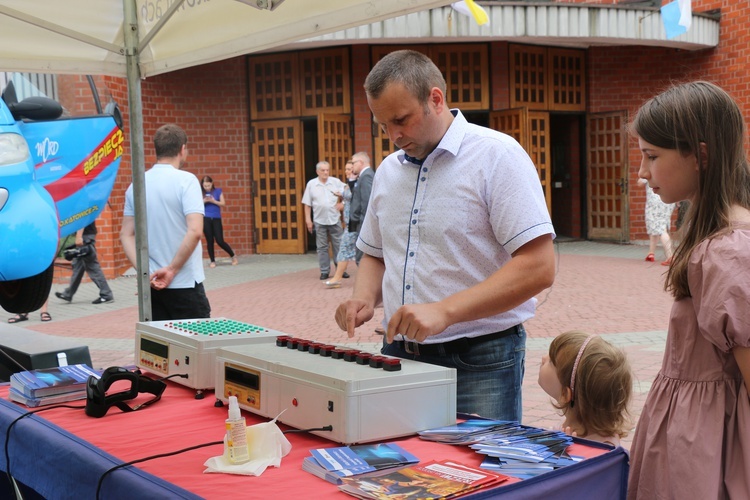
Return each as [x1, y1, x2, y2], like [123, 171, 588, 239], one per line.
[55, 221, 115, 304]
[348, 151, 374, 265]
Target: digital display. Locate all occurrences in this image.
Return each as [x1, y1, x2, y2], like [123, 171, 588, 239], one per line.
[141, 337, 168, 358]
[225, 365, 259, 390]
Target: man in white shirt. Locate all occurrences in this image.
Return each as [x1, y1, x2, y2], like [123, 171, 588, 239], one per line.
[335, 50, 556, 421]
[302, 161, 346, 280]
[120, 123, 210, 320]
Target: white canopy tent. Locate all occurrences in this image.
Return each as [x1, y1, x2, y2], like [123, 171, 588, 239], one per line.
[0, 0, 452, 320]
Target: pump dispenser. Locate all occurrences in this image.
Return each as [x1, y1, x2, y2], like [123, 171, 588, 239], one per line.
[225, 396, 250, 464]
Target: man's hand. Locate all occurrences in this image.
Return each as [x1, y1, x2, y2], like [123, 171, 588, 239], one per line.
[306, 221, 313, 233]
[385, 302, 450, 344]
[335, 299, 375, 338]
[150, 267, 176, 290]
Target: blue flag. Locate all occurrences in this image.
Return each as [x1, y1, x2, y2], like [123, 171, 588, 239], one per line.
[661, 0, 691, 40]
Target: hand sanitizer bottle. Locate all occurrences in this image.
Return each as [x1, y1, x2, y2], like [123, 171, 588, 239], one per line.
[226, 396, 250, 464]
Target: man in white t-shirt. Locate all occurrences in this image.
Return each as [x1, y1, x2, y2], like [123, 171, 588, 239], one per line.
[120, 123, 210, 320]
[302, 161, 346, 280]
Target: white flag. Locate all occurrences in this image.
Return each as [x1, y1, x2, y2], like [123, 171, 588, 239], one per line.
[678, 0, 692, 30]
[451, 1, 489, 26]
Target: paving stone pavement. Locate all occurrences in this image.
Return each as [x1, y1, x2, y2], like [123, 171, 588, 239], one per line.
[11, 239, 671, 449]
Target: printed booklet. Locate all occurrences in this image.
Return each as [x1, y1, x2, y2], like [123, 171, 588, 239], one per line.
[9, 364, 100, 398]
[417, 419, 516, 445]
[339, 459, 510, 499]
[8, 387, 87, 408]
[304, 442, 420, 485]
[480, 450, 582, 480]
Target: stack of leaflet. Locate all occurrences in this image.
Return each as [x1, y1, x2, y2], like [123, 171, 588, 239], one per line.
[418, 419, 517, 444]
[339, 459, 510, 499]
[303, 442, 420, 485]
[8, 364, 101, 407]
[418, 420, 580, 480]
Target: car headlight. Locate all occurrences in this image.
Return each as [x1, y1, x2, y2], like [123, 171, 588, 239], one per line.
[0, 133, 30, 166]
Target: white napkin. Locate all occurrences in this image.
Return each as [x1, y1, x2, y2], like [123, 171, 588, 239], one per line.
[203, 419, 292, 476]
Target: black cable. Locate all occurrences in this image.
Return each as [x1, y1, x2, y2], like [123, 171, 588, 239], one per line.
[0, 347, 29, 373]
[95, 439, 223, 500]
[6, 372, 188, 497]
[4, 404, 85, 489]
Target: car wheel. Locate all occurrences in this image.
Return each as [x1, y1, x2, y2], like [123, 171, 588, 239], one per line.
[0, 264, 54, 314]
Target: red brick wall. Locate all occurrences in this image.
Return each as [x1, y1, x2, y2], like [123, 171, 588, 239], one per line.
[94, 59, 251, 278]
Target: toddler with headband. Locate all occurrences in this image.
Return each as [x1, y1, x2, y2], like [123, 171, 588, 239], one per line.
[538, 330, 632, 447]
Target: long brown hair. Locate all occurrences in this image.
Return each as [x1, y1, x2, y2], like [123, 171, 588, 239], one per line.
[631, 81, 750, 298]
[201, 175, 214, 197]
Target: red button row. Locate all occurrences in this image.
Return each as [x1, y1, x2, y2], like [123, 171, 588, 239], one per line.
[275, 336, 401, 371]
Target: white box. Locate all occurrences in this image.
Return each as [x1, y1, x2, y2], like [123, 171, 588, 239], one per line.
[135, 318, 282, 396]
[216, 341, 457, 444]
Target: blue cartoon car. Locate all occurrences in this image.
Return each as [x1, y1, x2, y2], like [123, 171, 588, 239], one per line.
[0, 75, 122, 313]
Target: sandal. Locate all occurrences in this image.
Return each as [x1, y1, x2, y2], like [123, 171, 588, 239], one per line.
[8, 313, 28, 324]
[661, 257, 672, 267]
[40, 311, 52, 322]
[209, 262, 216, 268]
[645, 253, 655, 262]
[231, 257, 238, 266]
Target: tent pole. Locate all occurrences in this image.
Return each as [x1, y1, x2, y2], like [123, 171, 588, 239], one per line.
[124, 0, 151, 322]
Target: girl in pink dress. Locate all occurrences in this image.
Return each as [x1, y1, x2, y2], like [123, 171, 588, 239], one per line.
[628, 81, 750, 498]
[538, 330, 633, 447]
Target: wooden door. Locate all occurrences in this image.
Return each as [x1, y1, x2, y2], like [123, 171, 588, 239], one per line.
[248, 53, 299, 120]
[252, 120, 305, 254]
[300, 49, 350, 115]
[527, 111, 551, 214]
[587, 112, 629, 241]
[317, 113, 352, 181]
[490, 109, 552, 214]
[490, 108, 527, 144]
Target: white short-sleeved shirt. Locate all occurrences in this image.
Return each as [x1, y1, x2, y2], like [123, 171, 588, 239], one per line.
[357, 110, 555, 342]
[301, 176, 346, 225]
[124, 163, 205, 289]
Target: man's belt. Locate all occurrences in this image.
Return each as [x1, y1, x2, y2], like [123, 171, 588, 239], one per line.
[395, 324, 520, 356]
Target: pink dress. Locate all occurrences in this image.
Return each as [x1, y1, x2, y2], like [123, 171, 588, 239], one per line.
[628, 229, 750, 499]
